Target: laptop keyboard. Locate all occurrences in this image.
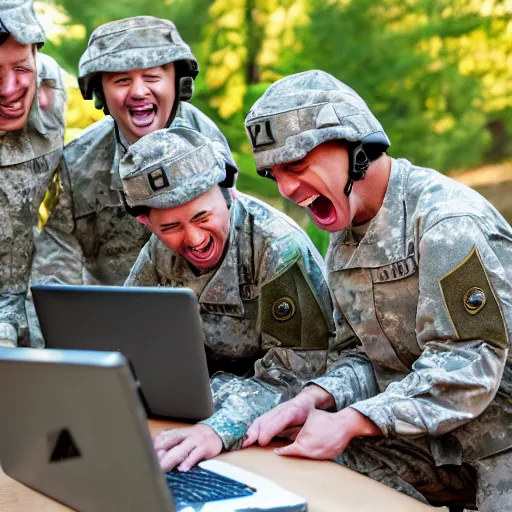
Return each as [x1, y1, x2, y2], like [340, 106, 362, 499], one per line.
[165, 466, 256, 509]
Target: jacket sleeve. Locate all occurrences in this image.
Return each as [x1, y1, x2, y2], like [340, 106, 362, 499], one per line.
[30, 158, 85, 287]
[350, 215, 511, 438]
[26, 159, 85, 346]
[200, 238, 337, 450]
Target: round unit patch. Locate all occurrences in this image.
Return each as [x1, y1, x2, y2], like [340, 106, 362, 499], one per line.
[463, 287, 486, 315]
[272, 297, 295, 321]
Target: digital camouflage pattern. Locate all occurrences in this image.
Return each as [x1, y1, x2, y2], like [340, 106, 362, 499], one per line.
[126, 192, 335, 449]
[78, 16, 197, 100]
[312, 160, 512, 509]
[244, 70, 390, 172]
[0, 0, 45, 47]
[246, 70, 512, 509]
[31, 100, 237, 288]
[0, 51, 63, 347]
[121, 127, 334, 449]
[31, 14, 238, 317]
[37, 52, 67, 138]
[120, 128, 226, 209]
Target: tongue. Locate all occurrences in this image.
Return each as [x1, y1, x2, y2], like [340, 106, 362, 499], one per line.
[309, 195, 335, 221]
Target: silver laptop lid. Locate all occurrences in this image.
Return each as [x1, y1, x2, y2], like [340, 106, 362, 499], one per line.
[32, 285, 214, 421]
[0, 347, 174, 512]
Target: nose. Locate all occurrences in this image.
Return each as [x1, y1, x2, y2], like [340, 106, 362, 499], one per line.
[0, 71, 18, 100]
[129, 76, 150, 99]
[275, 172, 300, 199]
[184, 225, 205, 248]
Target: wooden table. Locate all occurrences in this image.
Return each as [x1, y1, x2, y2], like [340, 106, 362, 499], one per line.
[0, 419, 445, 512]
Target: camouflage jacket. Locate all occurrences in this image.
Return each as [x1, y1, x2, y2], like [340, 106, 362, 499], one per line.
[28, 103, 237, 344]
[0, 57, 64, 346]
[312, 158, 512, 465]
[125, 193, 335, 449]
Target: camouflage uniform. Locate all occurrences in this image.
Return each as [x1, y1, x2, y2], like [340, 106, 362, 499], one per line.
[29, 17, 238, 345]
[121, 128, 335, 450]
[0, 1, 63, 347]
[246, 71, 512, 510]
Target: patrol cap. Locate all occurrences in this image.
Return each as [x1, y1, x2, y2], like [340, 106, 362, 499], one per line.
[0, 0, 45, 47]
[120, 127, 227, 210]
[244, 70, 390, 171]
[78, 16, 198, 100]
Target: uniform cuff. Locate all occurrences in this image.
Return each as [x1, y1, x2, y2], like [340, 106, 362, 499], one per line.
[349, 395, 396, 437]
[308, 375, 349, 412]
[199, 410, 249, 451]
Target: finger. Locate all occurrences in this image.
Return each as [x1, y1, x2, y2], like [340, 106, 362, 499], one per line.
[274, 441, 306, 458]
[154, 429, 187, 451]
[242, 421, 260, 448]
[156, 449, 167, 461]
[178, 445, 209, 472]
[258, 410, 300, 446]
[159, 439, 195, 472]
[279, 426, 301, 441]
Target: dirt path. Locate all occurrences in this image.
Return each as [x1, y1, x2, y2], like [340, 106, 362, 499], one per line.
[450, 162, 512, 224]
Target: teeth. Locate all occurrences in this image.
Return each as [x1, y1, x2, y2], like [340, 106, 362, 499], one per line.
[191, 238, 211, 253]
[297, 195, 319, 208]
[0, 101, 22, 110]
[129, 105, 154, 112]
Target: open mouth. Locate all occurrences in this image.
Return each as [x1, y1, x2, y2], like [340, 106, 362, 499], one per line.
[307, 195, 337, 226]
[128, 104, 157, 127]
[0, 94, 27, 119]
[184, 236, 219, 269]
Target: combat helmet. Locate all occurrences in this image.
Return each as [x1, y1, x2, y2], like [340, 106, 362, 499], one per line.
[245, 70, 390, 195]
[78, 16, 198, 117]
[120, 127, 227, 216]
[0, 0, 45, 47]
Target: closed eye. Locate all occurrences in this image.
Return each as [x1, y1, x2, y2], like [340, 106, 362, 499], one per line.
[286, 159, 307, 173]
[160, 222, 180, 233]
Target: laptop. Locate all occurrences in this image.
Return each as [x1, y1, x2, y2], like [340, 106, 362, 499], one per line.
[0, 348, 307, 512]
[31, 284, 214, 421]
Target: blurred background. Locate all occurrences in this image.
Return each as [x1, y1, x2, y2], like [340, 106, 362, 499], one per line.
[35, 0, 512, 254]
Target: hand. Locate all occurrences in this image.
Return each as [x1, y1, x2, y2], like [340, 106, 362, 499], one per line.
[275, 407, 383, 460]
[243, 385, 335, 448]
[0, 338, 16, 348]
[153, 424, 223, 472]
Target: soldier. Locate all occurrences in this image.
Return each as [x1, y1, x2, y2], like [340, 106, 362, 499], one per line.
[242, 70, 512, 511]
[30, 16, 239, 346]
[120, 127, 334, 472]
[0, 1, 63, 347]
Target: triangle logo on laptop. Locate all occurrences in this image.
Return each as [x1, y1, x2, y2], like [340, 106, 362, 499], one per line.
[48, 428, 81, 462]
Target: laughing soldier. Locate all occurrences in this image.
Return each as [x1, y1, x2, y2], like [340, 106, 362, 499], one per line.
[120, 127, 336, 472]
[243, 70, 512, 511]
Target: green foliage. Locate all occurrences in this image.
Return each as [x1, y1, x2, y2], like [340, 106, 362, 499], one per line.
[38, 0, 512, 254]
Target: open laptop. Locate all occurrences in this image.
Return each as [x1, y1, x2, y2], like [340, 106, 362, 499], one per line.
[31, 284, 214, 421]
[0, 348, 307, 512]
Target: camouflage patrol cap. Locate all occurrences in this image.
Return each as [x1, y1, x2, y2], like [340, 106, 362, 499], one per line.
[120, 127, 226, 210]
[244, 70, 390, 171]
[0, 0, 45, 47]
[78, 16, 198, 99]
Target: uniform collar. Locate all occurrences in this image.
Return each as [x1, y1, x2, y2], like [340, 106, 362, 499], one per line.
[328, 158, 411, 271]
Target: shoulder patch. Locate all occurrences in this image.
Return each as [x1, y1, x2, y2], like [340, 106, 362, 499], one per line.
[439, 246, 508, 350]
[261, 263, 329, 349]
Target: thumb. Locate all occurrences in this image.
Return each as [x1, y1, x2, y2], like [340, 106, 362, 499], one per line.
[274, 441, 304, 458]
